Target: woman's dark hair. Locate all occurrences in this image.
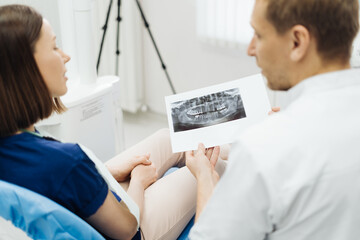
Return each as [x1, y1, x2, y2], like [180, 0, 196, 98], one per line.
[0, 5, 65, 137]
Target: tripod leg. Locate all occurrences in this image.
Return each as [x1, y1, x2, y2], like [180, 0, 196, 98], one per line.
[97, 0, 114, 73]
[134, 0, 177, 94]
[115, 0, 122, 76]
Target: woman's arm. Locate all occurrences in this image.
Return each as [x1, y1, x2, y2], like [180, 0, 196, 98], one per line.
[105, 154, 151, 182]
[127, 163, 158, 215]
[86, 190, 138, 240]
[86, 163, 157, 240]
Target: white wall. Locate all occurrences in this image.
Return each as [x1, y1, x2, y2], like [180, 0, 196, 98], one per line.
[0, 0, 62, 45]
[141, 0, 262, 114]
[1, 0, 276, 114]
[93, 0, 145, 113]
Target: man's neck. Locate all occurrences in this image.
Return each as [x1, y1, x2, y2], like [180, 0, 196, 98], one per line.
[315, 61, 351, 76]
[290, 59, 351, 87]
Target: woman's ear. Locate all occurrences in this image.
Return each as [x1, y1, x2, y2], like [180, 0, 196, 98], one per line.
[289, 25, 311, 62]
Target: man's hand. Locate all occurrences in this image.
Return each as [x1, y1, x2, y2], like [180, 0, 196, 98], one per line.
[186, 143, 221, 221]
[268, 107, 280, 115]
[186, 144, 220, 183]
[106, 154, 152, 182]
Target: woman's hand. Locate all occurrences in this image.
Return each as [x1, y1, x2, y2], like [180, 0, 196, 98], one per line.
[127, 161, 158, 217]
[130, 163, 158, 190]
[106, 154, 152, 182]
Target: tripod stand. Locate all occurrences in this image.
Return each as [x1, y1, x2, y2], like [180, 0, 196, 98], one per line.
[97, 0, 177, 94]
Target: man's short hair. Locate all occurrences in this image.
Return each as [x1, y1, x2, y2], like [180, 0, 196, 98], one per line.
[0, 5, 65, 137]
[265, 0, 359, 62]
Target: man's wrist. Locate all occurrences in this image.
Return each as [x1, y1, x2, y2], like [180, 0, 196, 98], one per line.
[196, 169, 213, 182]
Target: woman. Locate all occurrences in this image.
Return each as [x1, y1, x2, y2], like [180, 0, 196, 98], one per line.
[0, 4, 227, 240]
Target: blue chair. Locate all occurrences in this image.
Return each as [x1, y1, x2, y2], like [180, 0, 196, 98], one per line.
[0, 179, 193, 240]
[178, 216, 194, 240]
[0, 180, 105, 240]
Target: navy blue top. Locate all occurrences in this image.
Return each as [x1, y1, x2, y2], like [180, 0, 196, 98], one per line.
[0, 132, 108, 219]
[0, 131, 143, 240]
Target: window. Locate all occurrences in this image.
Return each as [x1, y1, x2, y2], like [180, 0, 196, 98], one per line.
[196, 0, 255, 48]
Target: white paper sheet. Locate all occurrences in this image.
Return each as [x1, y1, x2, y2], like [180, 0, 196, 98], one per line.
[165, 74, 271, 153]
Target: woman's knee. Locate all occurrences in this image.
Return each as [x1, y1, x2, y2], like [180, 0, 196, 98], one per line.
[153, 128, 171, 143]
[156, 128, 170, 136]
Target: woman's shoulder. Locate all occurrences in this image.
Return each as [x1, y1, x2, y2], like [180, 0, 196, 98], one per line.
[38, 137, 89, 164]
[0, 133, 98, 199]
[1, 132, 89, 166]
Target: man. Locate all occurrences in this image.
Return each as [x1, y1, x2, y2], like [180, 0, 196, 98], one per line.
[186, 0, 360, 239]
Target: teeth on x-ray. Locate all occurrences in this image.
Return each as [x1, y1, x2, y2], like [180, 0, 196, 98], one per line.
[187, 103, 227, 117]
[171, 88, 247, 132]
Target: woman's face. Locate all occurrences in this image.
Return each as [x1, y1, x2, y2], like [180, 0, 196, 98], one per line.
[33, 19, 70, 97]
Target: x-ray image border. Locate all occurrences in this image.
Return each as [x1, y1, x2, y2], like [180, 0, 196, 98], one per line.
[170, 88, 247, 132]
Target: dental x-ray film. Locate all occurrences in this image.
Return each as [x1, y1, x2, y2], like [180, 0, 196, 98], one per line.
[165, 74, 271, 152]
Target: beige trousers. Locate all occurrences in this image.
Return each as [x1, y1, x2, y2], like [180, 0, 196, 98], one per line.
[116, 128, 228, 240]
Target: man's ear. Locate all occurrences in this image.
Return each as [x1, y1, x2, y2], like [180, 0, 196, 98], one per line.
[289, 25, 311, 62]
